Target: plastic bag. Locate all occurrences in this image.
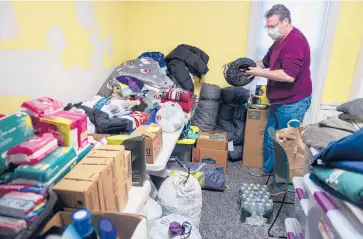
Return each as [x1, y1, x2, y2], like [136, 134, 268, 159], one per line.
[141, 197, 162, 232]
[149, 214, 202, 239]
[156, 102, 185, 133]
[157, 172, 202, 228]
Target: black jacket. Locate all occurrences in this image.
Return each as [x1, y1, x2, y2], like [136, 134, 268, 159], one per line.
[165, 44, 209, 92]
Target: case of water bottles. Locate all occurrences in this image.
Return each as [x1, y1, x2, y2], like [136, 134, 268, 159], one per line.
[238, 183, 273, 226]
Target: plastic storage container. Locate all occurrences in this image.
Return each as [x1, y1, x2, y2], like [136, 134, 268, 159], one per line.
[303, 174, 363, 239]
[171, 126, 199, 163]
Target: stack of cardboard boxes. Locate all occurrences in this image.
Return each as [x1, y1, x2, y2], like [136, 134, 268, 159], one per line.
[193, 131, 228, 172]
[54, 145, 131, 212]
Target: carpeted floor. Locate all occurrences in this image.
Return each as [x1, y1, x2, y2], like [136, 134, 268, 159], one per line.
[199, 161, 295, 239]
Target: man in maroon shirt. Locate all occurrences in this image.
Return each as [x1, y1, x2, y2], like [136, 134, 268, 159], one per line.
[246, 4, 312, 172]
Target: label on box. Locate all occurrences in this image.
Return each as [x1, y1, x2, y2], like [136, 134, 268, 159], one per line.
[228, 141, 234, 151]
[248, 111, 261, 120]
[209, 136, 224, 141]
[199, 135, 209, 139]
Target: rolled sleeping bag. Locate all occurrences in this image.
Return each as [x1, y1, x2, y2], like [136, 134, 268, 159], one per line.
[228, 145, 243, 162]
[221, 87, 250, 105]
[199, 83, 221, 101]
[191, 100, 220, 131]
[217, 104, 234, 121]
[223, 58, 257, 86]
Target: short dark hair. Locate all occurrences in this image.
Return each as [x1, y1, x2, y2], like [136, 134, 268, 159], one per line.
[265, 4, 291, 23]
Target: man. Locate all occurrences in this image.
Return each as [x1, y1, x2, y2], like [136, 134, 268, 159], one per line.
[245, 4, 312, 173]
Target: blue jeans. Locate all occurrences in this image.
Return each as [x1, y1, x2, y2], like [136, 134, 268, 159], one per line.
[263, 95, 312, 172]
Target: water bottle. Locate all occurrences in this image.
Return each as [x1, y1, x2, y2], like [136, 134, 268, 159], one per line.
[263, 203, 274, 224]
[249, 202, 257, 215]
[240, 201, 251, 223]
[256, 202, 264, 216]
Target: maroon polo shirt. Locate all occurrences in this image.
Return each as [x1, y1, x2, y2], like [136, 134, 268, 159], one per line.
[263, 27, 312, 105]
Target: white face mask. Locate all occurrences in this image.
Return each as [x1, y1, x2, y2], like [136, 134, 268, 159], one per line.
[268, 26, 282, 41]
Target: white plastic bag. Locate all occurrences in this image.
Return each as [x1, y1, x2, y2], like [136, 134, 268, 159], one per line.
[157, 172, 202, 228]
[149, 214, 202, 239]
[141, 197, 162, 232]
[156, 102, 185, 133]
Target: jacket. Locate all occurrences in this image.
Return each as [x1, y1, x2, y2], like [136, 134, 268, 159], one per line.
[165, 44, 209, 92]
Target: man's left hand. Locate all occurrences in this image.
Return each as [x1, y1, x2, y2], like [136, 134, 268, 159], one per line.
[245, 66, 264, 78]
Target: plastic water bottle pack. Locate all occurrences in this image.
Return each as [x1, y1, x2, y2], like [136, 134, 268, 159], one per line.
[238, 183, 273, 226]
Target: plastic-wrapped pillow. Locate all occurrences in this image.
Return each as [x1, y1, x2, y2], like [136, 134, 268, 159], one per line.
[156, 102, 185, 133]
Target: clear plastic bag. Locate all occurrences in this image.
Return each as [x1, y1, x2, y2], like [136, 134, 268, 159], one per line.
[156, 102, 185, 133]
[141, 197, 162, 232]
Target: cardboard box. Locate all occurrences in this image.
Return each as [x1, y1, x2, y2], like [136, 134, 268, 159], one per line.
[131, 123, 162, 164]
[193, 131, 228, 172]
[85, 145, 128, 211]
[242, 108, 268, 168]
[41, 211, 148, 239]
[124, 150, 132, 192]
[196, 131, 228, 150]
[53, 162, 116, 212]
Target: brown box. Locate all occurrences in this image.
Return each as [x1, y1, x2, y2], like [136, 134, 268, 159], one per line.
[85, 145, 128, 211]
[53, 162, 115, 212]
[124, 150, 132, 192]
[242, 108, 268, 168]
[41, 211, 147, 239]
[196, 131, 228, 150]
[131, 123, 162, 164]
[193, 131, 228, 172]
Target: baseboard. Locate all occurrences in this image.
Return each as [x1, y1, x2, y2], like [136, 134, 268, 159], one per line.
[317, 102, 342, 122]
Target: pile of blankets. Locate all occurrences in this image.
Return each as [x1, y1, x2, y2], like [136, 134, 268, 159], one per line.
[305, 98, 363, 209]
[191, 84, 250, 162]
[69, 45, 209, 135]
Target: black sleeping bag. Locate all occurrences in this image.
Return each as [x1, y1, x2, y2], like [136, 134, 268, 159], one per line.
[222, 87, 250, 105]
[191, 83, 221, 131]
[223, 58, 257, 86]
[228, 145, 243, 162]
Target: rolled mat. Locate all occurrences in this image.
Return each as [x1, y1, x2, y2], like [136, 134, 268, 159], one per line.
[223, 58, 257, 86]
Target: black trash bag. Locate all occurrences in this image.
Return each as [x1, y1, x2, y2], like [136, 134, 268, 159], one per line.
[223, 58, 257, 86]
[228, 145, 243, 162]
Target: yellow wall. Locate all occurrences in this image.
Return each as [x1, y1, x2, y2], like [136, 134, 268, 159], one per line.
[0, 1, 128, 114]
[322, 1, 363, 103]
[124, 1, 251, 88]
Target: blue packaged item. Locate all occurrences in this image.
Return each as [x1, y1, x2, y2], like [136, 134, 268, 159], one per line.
[72, 208, 98, 239]
[0, 197, 34, 219]
[0, 112, 34, 173]
[98, 219, 116, 239]
[12, 147, 77, 183]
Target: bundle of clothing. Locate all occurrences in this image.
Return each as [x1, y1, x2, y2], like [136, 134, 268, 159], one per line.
[310, 127, 363, 209]
[191, 83, 221, 131]
[302, 98, 363, 151]
[165, 44, 209, 92]
[215, 87, 249, 162]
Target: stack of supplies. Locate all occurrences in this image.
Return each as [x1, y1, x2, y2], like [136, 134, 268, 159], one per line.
[0, 185, 49, 238]
[10, 147, 77, 187]
[21, 97, 63, 117]
[0, 112, 35, 174]
[311, 127, 363, 209]
[7, 133, 58, 165]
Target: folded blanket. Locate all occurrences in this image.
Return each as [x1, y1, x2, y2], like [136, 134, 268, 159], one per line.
[312, 128, 363, 165]
[312, 166, 363, 207]
[302, 117, 356, 150]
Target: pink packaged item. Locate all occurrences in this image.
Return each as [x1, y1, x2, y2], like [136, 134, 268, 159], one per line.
[21, 97, 63, 117]
[7, 133, 58, 165]
[59, 111, 88, 149]
[36, 111, 88, 150]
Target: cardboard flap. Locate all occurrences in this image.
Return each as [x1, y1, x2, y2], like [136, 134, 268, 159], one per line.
[98, 145, 124, 151]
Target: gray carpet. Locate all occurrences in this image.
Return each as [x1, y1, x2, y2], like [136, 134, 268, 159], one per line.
[199, 161, 295, 239]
